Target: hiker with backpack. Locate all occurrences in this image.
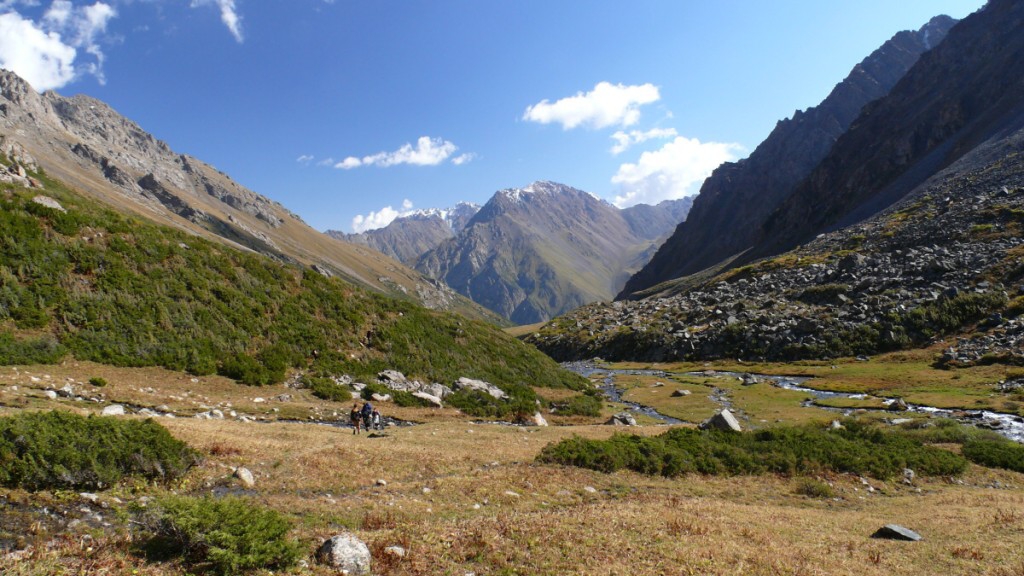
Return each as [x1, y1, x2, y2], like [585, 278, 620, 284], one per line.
[360, 401, 373, 431]
[371, 407, 382, 430]
[349, 402, 362, 435]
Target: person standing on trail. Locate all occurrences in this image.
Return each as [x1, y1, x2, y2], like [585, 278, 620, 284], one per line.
[350, 402, 362, 434]
[360, 401, 373, 431]
[371, 407, 382, 430]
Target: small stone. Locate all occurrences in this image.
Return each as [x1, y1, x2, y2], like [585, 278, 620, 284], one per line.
[316, 533, 371, 574]
[233, 467, 256, 488]
[375, 479, 387, 487]
[101, 404, 125, 416]
[384, 545, 406, 559]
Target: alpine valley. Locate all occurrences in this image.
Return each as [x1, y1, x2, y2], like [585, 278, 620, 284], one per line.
[2, 2, 1024, 576]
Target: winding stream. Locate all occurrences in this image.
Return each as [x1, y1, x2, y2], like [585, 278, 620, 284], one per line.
[565, 362, 1024, 443]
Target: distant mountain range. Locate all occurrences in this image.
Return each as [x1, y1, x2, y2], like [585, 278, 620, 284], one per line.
[412, 182, 692, 324]
[620, 15, 957, 299]
[0, 69, 498, 323]
[328, 202, 481, 264]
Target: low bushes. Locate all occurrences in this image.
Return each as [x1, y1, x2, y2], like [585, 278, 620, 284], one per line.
[0, 410, 200, 490]
[962, 439, 1024, 473]
[303, 376, 352, 402]
[138, 495, 301, 575]
[537, 420, 968, 480]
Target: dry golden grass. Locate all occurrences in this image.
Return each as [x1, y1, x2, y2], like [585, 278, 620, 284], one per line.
[1, 361, 1023, 575]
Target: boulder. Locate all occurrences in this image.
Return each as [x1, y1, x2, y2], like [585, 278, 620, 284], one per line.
[453, 377, 507, 400]
[422, 382, 453, 399]
[316, 533, 371, 574]
[412, 391, 443, 408]
[101, 404, 125, 416]
[701, 409, 742, 432]
[671, 389, 691, 397]
[233, 467, 256, 488]
[370, 393, 392, 403]
[870, 524, 922, 541]
[529, 411, 548, 427]
[606, 412, 637, 426]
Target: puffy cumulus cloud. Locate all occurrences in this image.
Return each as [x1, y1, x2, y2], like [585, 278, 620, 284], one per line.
[335, 137, 468, 169]
[0, 11, 76, 91]
[612, 136, 744, 207]
[522, 82, 660, 130]
[610, 127, 678, 155]
[0, 1, 116, 91]
[190, 0, 243, 43]
[351, 199, 416, 233]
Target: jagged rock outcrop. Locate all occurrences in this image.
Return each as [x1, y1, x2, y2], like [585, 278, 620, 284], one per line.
[620, 15, 956, 299]
[0, 68, 495, 321]
[415, 182, 692, 324]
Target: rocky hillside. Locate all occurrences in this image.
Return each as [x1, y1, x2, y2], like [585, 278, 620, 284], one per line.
[527, 119, 1024, 365]
[415, 182, 692, 324]
[0, 70, 495, 322]
[620, 15, 956, 299]
[328, 202, 480, 264]
[749, 0, 1024, 263]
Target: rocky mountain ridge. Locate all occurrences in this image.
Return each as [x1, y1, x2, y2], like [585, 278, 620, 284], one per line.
[0, 69, 495, 321]
[329, 202, 480, 264]
[527, 113, 1024, 366]
[620, 15, 956, 299]
[415, 181, 693, 324]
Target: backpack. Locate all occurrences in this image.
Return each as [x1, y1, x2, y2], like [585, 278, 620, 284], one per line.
[361, 402, 373, 416]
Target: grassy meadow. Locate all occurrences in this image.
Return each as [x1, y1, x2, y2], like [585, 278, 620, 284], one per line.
[1, 359, 1023, 575]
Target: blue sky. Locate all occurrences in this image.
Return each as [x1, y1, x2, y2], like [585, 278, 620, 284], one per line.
[0, 1, 986, 232]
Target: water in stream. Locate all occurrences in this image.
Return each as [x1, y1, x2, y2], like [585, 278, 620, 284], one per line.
[566, 362, 1024, 443]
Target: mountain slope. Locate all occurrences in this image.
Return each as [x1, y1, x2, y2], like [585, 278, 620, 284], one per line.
[0, 70, 495, 322]
[416, 182, 691, 324]
[619, 15, 955, 299]
[328, 202, 480, 264]
[0, 167, 584, 390]
[751, 0, 1024, 261]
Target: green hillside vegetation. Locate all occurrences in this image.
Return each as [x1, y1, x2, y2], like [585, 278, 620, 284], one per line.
[0, 170, 585, 395]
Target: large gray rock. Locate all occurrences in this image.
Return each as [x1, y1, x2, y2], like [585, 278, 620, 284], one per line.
[871, 524, 922, 541]
[453, 377, 507, 400]
[701, 409, 742, 432]
[606, 412, 637, 426]
[101, 404, 125, 416]
[412, 391, 443, 408]
[316, 533, 371, 574]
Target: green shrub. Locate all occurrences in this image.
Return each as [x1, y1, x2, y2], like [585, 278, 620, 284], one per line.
[962, 439, 1024, 473]
[538, 420, 968, 480]
[446, 384, 540, 419]
[303, 376, 351, 402]
[88, 376, 108, 387]
[552, 393, 602, 417]
[794, 477, 835, 498]
[139, 495, 301, 575]
[0, 333, 65, 364]
[0, 411, 199, 490]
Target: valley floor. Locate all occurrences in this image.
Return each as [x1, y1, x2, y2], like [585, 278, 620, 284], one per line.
[1, 359, 1023, 575]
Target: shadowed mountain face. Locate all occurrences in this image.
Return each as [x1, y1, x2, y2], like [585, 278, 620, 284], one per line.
[414, 182, 692, 324]
[328, 202, 481, 264]
[0, 69, 494, 321]
[619, 15, 956, 299]
[750, 1, 1024, 261]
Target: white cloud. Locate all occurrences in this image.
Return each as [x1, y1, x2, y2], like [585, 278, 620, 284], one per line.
[0, 11, 77, 91]
[0, 1, 116, 91]
[190, 0, 243, 43]
[523, 82, 660, 130]
[336, 136, 468, 169]
[610, 127, 678, 155]
[351, 199, 416, 233]
[296, 154, 314, 164]
[611, 136, 744, 207]
[450, 152, 476, 166]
